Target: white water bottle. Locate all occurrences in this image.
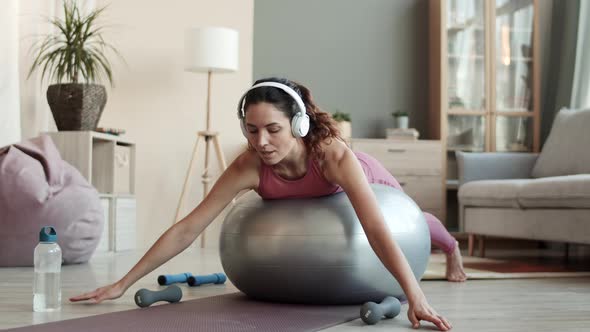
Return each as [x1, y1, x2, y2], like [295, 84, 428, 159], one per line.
[33, 226, 62, 312]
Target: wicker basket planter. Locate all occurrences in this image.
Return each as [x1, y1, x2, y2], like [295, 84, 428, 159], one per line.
[47, 83, 107, 131]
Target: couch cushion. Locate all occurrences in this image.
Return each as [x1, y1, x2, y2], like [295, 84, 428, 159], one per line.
[518, 174, 590, 208]
[532, 108, 590, 178]
[458, 179, 529, 208]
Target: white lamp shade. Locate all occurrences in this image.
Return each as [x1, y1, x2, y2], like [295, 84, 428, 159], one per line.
[184, 27, 239, 73]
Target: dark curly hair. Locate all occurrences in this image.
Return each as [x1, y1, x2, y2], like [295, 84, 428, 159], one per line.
[241, 77, 343, 159]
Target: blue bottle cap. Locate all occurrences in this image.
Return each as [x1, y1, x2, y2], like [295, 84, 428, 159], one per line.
[39, 226, 58, 243]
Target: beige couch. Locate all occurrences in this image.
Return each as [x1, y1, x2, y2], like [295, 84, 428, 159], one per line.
[457, 108, 590, 256]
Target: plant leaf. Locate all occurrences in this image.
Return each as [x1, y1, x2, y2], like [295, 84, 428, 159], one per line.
[27, 0, 121, 87]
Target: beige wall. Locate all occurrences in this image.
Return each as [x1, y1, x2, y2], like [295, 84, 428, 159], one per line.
[94, 0, 254, 249]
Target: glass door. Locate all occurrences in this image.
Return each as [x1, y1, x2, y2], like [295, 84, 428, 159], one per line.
[446, 0, 487, 182]
[493, 0, 535, 152]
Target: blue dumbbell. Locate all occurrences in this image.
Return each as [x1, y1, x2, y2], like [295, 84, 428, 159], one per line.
[157, 272, 193, 285]
[187, 273, 227, 286]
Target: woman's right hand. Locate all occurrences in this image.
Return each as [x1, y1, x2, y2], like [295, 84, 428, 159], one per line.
[69, 281, 126, 304]
[407, 293, 452, 331]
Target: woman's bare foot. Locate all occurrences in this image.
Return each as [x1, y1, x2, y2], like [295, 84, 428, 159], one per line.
[446, 241, 467, 282]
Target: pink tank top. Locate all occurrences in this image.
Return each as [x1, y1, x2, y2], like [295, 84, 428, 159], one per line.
[257, 151, 402, 200]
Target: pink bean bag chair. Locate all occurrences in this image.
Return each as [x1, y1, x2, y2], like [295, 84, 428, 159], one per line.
[0, 135, 104, 266]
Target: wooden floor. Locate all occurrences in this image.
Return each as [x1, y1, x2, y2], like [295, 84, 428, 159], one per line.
[1, 246, 589, 331]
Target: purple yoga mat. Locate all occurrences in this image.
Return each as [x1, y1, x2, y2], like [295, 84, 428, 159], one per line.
[5, 293, 359, 332]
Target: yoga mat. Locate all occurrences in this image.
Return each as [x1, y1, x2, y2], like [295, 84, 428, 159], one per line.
[5, 293, 359, 332]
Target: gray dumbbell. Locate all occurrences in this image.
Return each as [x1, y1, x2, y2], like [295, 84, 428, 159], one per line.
[134, 285, 183, 308]
[360, 296, 401, 325]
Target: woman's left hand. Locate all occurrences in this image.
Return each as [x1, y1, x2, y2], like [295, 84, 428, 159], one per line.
[407, 294, 452, 331]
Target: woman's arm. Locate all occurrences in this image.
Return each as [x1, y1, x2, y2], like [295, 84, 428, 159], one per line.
[70, 151, 260, 303]
[117, 152, 257, 290]
[323, 143, 451, 331]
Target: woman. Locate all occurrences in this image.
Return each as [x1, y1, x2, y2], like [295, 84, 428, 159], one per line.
[71, 78, 464, 331]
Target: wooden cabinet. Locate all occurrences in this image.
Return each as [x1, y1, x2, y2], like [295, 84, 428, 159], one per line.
[351, 139, 445, 223]
[429, 0, 540, 230]
[46, 131, 137, 252]
[429, 0, 541, 185]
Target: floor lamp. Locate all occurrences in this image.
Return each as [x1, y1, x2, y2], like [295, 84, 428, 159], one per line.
[175, 27, 239, 248]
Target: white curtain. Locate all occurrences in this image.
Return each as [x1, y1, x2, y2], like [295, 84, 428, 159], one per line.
[18, 1, 62, 139]
[571, 0, 590, 108]
[0, 0, 21, 147]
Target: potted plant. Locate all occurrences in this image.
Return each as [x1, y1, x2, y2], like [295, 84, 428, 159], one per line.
[28, 1, 122, 131]
[391, 110, 409, 129]
[332, 110, 351, 140]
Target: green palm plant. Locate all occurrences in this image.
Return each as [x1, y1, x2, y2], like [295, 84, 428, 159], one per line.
[28, 1, 120, 85]
[28, 0, 123, 131]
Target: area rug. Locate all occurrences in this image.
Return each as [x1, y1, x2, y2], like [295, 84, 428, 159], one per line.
[423, 253, 590, 280]
[4, 293, 358, 332]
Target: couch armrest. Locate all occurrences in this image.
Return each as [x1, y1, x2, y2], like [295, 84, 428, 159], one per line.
[456, 151, 539, 186]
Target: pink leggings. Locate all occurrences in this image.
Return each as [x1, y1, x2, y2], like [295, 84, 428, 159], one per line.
[355, 152, 457, 254]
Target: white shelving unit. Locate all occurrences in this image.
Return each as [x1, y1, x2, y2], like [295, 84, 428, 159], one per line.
[46, 131, 137, 252]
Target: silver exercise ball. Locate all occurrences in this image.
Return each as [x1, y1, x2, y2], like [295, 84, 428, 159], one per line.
[219, 184, 430, 304]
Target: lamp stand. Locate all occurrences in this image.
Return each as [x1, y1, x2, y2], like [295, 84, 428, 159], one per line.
[174, 71, 228, 248]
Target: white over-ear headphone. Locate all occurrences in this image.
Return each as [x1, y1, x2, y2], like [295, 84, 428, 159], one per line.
[237, 82, 310, 138]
